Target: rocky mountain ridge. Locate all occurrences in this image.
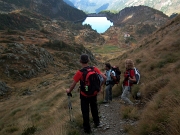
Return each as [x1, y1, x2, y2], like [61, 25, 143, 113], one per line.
[106, 6, 169, 27]
[0, 0, 87, 21]
[101, 5, 169, 48]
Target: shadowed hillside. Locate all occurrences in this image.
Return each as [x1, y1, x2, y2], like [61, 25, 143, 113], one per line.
[0, 13, 39, 30]
[0, 0, 87, 21]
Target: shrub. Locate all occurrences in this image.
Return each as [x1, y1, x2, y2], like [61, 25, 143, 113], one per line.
[21, 125, 37, 135]
[136, 59, 141, 64]
[5, 127, 18, 133]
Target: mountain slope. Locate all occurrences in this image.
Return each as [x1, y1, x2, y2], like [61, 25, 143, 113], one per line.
[107, 6, 169, 26]
[65, 0, 180, 15]
[110, 14, 180, 135]
[0, 0, 87, 21]
[101, 6, 169, 48]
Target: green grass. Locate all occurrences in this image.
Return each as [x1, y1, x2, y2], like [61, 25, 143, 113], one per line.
[93, 45, 121, 54]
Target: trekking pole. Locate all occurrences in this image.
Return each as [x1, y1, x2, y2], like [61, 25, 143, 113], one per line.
[67, 93, 74, 122]
[102, 85, 105, 101]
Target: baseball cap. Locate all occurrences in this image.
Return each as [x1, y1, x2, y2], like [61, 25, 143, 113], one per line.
[80, 54, 89, 63]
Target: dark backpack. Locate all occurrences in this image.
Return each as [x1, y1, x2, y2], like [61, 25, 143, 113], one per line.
[111, 66, 121, 84]
[80, 66, 101, 96]
[129, 67, 140, 84]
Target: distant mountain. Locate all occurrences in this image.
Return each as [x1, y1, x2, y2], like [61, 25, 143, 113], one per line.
[64, 0, 180, 15]
[63, 0, 76, 8]
[102, 5, 169, 47]
[106, 6, 169, 27]
[0, 0, 87, 21]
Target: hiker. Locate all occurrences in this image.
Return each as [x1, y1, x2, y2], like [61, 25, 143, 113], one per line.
[66, 54, 106, 134]
[103, 63, 116, 103]
[121, 59, 136, 105]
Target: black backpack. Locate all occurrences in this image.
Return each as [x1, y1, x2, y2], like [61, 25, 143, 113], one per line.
[111, 66, 121, 84]
[80, 66, 101, 96]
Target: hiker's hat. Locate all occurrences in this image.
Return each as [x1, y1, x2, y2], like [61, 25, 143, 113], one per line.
[80, 54, 89, 63]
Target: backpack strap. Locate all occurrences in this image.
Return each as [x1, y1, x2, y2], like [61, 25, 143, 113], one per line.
[80, 66, 88, 82]
[80, 66, 95, 84]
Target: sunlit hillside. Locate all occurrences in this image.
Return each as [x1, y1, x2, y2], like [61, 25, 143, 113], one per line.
[110, 14, 180, 135]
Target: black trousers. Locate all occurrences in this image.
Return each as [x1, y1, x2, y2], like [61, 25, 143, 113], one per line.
[80, 95, 99, 131]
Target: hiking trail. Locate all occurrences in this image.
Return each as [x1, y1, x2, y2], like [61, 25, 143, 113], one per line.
[79, 98, 137, 135]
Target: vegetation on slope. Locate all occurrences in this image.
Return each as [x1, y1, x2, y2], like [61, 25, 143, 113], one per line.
[110, 14, 180, 135]
[0, 13, 39, 30]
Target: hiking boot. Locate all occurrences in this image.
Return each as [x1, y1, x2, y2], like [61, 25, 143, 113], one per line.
[103, 100, 108, 103]
[84, 129, 92, 134]
[94, 122, 103, 128]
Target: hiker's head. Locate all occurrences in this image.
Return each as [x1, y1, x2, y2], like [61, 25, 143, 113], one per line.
[125, 59, 134, 69]
[80, 54, 89, 64]
[105, 63, 111, 70]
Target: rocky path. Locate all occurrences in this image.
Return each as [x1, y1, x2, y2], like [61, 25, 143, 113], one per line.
[91, 98, 129, 135]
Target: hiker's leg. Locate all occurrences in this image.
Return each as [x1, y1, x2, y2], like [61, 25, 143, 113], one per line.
[121, 86, 133, 105]
[90, 96, 99, 125]
[109, 85, 113, 101]
[81, 97, 91, 132]
[105, 85, 110, 101]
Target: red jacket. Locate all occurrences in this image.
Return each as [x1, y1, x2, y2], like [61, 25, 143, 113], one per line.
[123, 69, 135, 86]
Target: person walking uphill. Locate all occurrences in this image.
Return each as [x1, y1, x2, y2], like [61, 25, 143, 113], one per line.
[121, 59, 136, 105]
[103, 63, 116, 103]
[66, 54, 106, 134]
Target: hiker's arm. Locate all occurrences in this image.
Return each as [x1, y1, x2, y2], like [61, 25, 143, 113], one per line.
[101, 73, 107, 86]
[129, 76, 136, 82]
[66, 81, 77, 93]
[110, 72, 116, 80]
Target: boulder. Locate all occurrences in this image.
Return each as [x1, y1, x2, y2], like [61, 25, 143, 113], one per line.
[0, 81, 11, 96]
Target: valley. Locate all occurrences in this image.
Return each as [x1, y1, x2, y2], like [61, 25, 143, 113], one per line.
[0, 1, 180, 135]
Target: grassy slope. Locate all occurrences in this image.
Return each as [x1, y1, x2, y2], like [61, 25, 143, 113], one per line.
[0, 22, 95, 135]
[110, 15, 180, 135]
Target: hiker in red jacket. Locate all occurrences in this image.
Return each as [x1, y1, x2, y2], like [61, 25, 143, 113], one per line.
[121, 59, 136, 105]
[66, 54, 106, 134]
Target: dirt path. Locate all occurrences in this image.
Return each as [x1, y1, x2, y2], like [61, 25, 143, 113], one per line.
[92, 98, 128, 135]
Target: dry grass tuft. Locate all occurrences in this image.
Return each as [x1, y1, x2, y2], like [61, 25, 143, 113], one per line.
[121, 105, 139, 120]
